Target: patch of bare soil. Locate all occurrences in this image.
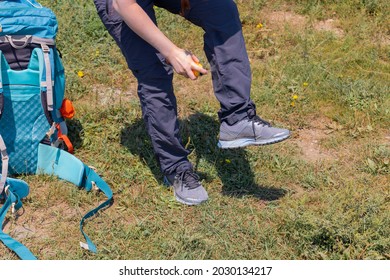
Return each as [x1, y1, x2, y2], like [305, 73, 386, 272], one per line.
[294, 128, 335, 162]
[385, 132, 390, 142]
[263, 10, 307, 30]
[314, 19, 344, 38]
[92, 84, 136, 106]
[3, 202, 79, 241]
[292, 117, 338, 163]
[261, 9, 345, 38]
[379, 35, 390, 46]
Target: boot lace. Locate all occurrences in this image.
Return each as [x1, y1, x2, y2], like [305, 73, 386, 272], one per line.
[179, 169, 201, 190]
[250, 115, 271, 127]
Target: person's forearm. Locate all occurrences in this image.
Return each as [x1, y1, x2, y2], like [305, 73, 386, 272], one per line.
[113, 0, 178, 59]
[112, 0, 207, 79]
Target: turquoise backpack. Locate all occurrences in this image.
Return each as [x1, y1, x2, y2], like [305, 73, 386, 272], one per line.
[0, 0, 113, 259]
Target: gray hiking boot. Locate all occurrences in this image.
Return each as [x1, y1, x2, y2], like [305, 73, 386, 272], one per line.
[163, 169, 208, 206]
[218, 115, 290, 149]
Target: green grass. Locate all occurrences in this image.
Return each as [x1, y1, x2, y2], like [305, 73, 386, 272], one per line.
[1, 0, 389, 260]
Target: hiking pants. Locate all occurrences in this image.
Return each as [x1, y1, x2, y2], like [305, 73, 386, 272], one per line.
[94, 0, 256, 175]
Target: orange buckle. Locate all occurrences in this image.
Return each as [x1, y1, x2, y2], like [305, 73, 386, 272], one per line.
[56, 123, 74, 154]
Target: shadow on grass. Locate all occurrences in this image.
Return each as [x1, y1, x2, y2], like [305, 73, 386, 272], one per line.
[66, 118, 84, 150]
[120, 113, 286, 201]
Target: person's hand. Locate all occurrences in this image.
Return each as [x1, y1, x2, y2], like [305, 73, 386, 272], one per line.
[166, 48, 207, 80]
[112, 0, 206, 79]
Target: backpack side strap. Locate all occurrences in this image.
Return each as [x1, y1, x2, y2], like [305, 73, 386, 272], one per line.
[78, 164, 113, 252]
[36, 143, 113, 253]
[0, 177, 37, 260]
[40, 43, 54, 112]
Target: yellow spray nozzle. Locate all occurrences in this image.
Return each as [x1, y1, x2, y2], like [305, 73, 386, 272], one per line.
[192, 62, 203, 77]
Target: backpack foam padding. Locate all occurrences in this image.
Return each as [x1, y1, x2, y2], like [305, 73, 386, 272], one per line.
[0, 49, 50, 174]
[0, 42, 41, 70]
[0, 176, 30, 200]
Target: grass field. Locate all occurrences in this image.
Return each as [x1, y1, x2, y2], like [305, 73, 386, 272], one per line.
[1, 0, 389, 260]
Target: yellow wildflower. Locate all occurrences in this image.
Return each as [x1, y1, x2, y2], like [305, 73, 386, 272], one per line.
[292, 94, 298, 100]
[95, 50, 100, 57]
[77, 71, 84, 78]
[256, 23, 263, 29]
[303, 82, 309, 87]
[290, 101, 295, 107]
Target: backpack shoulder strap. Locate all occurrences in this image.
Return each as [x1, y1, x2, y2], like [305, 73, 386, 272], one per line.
[0, 50, 9, 116]
[0, 177, 37, 260]
[36, 143, 113, 253]
[0, 134, 35, 260]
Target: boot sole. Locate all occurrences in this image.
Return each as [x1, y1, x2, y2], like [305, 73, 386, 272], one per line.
[174, 192, 208, 206]
[217, 134, 290, 149]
